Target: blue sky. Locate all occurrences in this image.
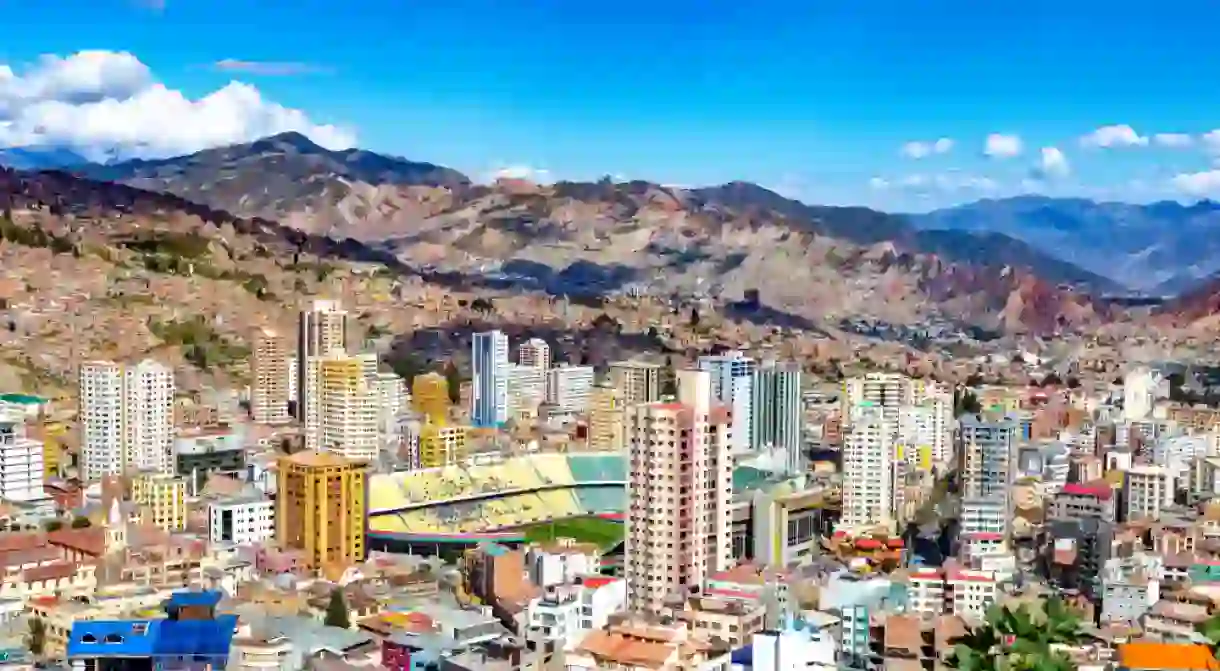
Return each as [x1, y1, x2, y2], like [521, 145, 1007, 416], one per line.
[3, 0, 1220, 211]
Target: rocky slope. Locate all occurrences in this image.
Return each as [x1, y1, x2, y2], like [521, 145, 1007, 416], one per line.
[53, 134, 1122, 334]
[910, 195, 1220, 294]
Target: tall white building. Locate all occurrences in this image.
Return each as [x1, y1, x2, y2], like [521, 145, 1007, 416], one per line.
[840, 403, 896, 531]
[959, 416, 1017, 537]
[79, 359, 175, 480]
[624, 370, 732, 616]
[519, 338, 551, 369]
[698, 351, 755, 455]
[0, 417, 43, 501]
[208, 495, 275, 546]
[506, 364, 546, 415]
[1123, 367, 1160, 422]
[751, 360, 802, 473]
[471, 330, 509, 428]
[318, 353, 380, 463]
[1124, 465, 1174, 522]
[546, 364, 595, 415]
[897, 397, 953, 471]
[296, 299, 349, 427]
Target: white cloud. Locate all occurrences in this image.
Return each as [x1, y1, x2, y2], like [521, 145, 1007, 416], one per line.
[0, 50, 355, 160]
[1080, 124, 1148, 148]
[868, 177, 889, 190]
[1202, 130, 1220, 154]
[983, 133, 1022, 159]
[900, 137, 953, 159]
[1153, 133, 1193, 148]
[485, 164, 552, 184]
[1170, 170, 1220, 197]
[1037, 147, 1070, 178]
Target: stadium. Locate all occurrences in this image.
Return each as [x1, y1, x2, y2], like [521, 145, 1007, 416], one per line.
[365, 452, 627, 555]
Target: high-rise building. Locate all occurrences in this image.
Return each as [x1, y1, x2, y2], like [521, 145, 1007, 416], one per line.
[411, 372, 450, 425]
[1123, 465, 1173, 522]
[369, 372, 409, 434]
[79, 359, 175, 481]
[897, 397, 953, 472]
[0, 417, 43, 501]
[841, 403, 896, 530]
[587, 383, 623, 451]
[471, 330, 509, 428]
[79, 361, 124, 481]
[608, 361, 663, 407]
[842, 373, 912, 428]
[958, 416, 1017, 537]
[518, 338, 551, 369]
[296, 300, 349, 425]
[319, 354, 380, 463]
[751, 360, 803, 473]
[698, 351, 755, 455]
[130, 472, 188, 531]
[546, 364, 595, 414]
[275, 450, 367, 571]
[624, 369, 732, 616]
[250, 327, 291, 424]
[505, 364, 545, 416]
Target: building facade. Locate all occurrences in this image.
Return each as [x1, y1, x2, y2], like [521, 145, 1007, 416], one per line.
[471, 330, 509, 428]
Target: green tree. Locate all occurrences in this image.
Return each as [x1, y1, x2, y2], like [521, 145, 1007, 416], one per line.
[324, 589, 351, 629]
[27, 617, 45, 657]
[947, 599, 1082, 671]
[1197, 613, 1220, 656]
[44, 519, 63, 532]
[444, 361, 462, 405]
[71, 516, 91, 529]
[953, 388, 982, 417]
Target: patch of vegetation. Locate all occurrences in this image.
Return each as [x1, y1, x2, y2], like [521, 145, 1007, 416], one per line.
[149, 315, 250, 371]
[119, 231, 212, 258]
[0, 215, 76, 254]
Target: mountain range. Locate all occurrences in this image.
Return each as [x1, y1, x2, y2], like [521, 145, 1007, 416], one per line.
[2, 131, 1219, 332]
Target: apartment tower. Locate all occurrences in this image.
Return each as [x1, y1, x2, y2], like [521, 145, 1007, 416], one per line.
[624, 369, 732, 616]
[79, 359, 175, 481]
[250, 327, 291, 424]
[471, 330, 509, 428]
[318, 353, 380, 463]
[518, 338, 551, 369]
[841, 403, 897, 531]
[296, 300, 349, 428]
[587, 382, 624, 452]
[608, 360, 663, 406]
[751, 360, 803, 473]
[276, 450, 368, 571]
[958, 415, 1017, 537]
[411, 372, 450, 425]
[697, 350, 755, 455]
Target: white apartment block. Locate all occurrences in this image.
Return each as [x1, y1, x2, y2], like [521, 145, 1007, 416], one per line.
[250, 327, 291, 424]
[546, 364, 595, 415]
[958, 416, 1016, 537]
[506, 364, 546, 415]
[624, 370, 733, 616]
[698, 351, 755, 456]
[208, 495, 275, 545]
[1124, 465, 1174, 522]
[527, 577, 626, 646]
[370, 372, 409, 434]
[519, 338, 551, 369]
[907, 565, 1000, 620]
[840, 403, 896, 531]
[80, 360, 125, 481]
[897, 397, 953, 470]
[0, 417, 43, 501]
[842, 373, 912, 427]
[79, 359, 175, 480]
[296, 299, 348, 425]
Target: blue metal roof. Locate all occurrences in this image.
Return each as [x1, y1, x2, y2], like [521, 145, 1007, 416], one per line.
[67, 615, 237, 659]
[165, 590, 223, 608]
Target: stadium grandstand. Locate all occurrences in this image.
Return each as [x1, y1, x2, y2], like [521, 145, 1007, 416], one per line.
[366, 452, 627, 548]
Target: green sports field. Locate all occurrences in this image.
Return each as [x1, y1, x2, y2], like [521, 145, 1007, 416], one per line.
[519, 516, 624, 550]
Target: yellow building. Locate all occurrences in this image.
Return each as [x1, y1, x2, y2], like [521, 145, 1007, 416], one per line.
[412, 372, 450, 425]
[276, 450, 367, 572]
[130, 472, 188, 531]
[587, 383, 623, 451]
[40, 421, 68, 478]
[418, 422, 469, 468]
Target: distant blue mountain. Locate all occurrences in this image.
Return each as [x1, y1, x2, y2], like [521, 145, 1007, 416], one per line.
[0, 146, 91, 171]
[909, 196, 1220, 295]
